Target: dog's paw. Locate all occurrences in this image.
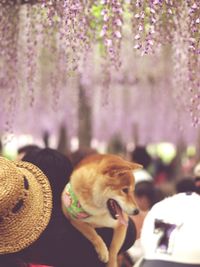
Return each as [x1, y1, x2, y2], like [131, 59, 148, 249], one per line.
[95, 240, 109, 263]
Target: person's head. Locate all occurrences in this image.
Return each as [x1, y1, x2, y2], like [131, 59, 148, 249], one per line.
[139, 192, 200, 267]
[134, 181, 164, 211]
[175, 178, 196, 193]
[69, 147, 97, 167]
[193, 163, 200, 195]
[0, 156, 52, 266]
[22, 148, 73, 207]
[131, 146, 152, 169]
[17, 145, 41, 160]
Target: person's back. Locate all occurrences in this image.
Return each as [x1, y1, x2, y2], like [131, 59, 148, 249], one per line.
[136, 192, 200, 267]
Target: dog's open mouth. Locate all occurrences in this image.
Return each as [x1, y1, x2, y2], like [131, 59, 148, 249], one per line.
[107, 199, 128, 225]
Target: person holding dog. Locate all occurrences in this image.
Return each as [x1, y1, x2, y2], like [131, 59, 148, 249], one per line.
[0, 156, 52, 267]
[22, 148, 139, 267]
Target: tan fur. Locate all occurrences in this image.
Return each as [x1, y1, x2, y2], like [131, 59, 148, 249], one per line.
[62, 154, 142, 267]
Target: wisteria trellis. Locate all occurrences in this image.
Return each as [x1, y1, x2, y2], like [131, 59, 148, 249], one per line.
[0, 0, 200, 145]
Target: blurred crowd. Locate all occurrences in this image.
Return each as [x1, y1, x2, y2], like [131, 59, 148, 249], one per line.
[1, 136, 200, 267]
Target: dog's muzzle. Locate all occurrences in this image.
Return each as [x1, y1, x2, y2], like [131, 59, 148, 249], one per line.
[107, 199, 121, 220]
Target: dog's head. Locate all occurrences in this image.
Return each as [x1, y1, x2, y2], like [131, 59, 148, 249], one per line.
[73, 154, 142, 224]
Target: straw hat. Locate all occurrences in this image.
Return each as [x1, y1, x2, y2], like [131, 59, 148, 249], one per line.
[0, 157, 52, 254]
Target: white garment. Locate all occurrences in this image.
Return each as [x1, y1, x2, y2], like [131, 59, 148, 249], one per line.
[133, 169, 153, 184]
[127, 238, 144, 265]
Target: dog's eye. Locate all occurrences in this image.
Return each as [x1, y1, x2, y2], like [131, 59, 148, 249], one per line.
[122, 188, 129, 194]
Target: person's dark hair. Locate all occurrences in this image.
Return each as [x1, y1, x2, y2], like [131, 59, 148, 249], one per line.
[22, 148, 73, 207]
[176, 178, 196, 193]
[135, 181, 164, 208]
[69, 147, 97, 167]
[131, 146, 152, 169]
[17, 145, 41, 157]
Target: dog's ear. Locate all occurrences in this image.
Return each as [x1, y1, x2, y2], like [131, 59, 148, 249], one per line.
[101, 160, 143, 177]
[127, 162, 143, 170]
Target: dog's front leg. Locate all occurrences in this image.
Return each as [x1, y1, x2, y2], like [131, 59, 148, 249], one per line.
[107, 223, 127, 267]
[70, 219, 109, 263]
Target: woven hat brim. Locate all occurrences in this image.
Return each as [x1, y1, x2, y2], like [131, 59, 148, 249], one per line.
[0, 160, 52, 254]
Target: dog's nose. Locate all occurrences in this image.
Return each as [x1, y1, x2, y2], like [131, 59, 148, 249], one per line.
[132, 208, 139, 216]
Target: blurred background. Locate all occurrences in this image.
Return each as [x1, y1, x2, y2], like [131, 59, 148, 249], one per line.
[0, 0, 200, 184]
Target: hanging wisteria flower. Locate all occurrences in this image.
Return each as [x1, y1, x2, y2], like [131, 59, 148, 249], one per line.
[0, 0, 200, 141]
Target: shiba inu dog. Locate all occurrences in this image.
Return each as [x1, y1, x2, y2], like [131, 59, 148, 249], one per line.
[62, 153, 142, 267]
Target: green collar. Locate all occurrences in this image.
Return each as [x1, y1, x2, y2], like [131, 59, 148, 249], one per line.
[62, 182, 91, 220]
